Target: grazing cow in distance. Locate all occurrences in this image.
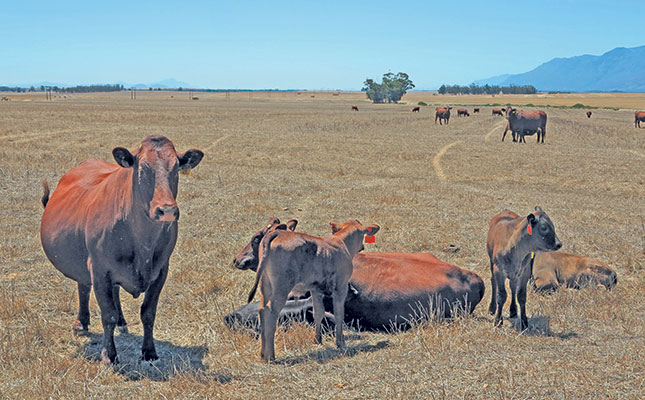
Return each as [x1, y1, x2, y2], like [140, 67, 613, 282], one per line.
[492, 108, 504, 116]
[351, 105, 359, 111]
[586, 111, 592, 118]
[473, 108, 480, 113]
[229, 218, 485, 333]
[412, 106, 420, 112]
[435, 106, 452, 125]
[40, 136, 204, 364]
[247, 220, 379, 362]
[531, 251, 617, 293]
[457, 108, 469, 117]
[635, 111, 645, 127]
[503, 108, 548, 143]
[487, 207, 562, 330]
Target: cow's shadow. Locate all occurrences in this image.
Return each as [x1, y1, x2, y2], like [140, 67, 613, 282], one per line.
[276, 339, 390, 366]
[79, 332, 231, 382]
[510, 315, 578, 339]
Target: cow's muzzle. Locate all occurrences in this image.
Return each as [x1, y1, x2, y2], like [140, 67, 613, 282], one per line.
[152, 204, 179, 222]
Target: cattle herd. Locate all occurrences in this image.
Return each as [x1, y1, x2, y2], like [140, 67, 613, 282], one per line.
[39, 106, 641, 364]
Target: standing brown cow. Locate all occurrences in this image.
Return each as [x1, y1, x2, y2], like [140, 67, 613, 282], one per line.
[635, 111, 645, 127]
[457, 108, 469, 117]
[247, 220, 379, 362]
[503, 108, 548, 143]
[487, 207, 562, 330]
[435, 106, 452, 125]
[412, 106, 420, 112]
[40, 136, 204, 364]
[586, 111, 592, 118]
[492, 108, 504, 116]
[351, 105, 359, 111]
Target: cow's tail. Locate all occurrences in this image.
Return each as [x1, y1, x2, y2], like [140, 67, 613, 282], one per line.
[41, 180, 50, 208]
[247, 230, 280, 303]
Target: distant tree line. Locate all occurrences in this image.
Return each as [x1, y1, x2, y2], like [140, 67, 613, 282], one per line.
[59, 84, 124, 93]
[438, 84, 537, 95]
[363, 72, 415, 103]
[0, 86, 27, 92]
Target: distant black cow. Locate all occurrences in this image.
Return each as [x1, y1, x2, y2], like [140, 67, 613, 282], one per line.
[503, 108, 548, 143]
[457, 108, 469, 117]
[473, 108, 480, 113]
[635, 111, 645, 127]
[412, 106, 420, 112]
[586, 111, 592, 118]
[351, 105, 359, 111]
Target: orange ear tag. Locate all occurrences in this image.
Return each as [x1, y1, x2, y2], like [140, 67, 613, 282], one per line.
[527, 224, 532, 235]
[365, 235, 375, 243]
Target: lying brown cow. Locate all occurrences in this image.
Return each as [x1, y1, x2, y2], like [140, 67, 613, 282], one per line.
[435, 106, 452, 125]
[487, 207, 562, 330]
[586, 111, 592, 118]
[492, 108, 504, 116]
[635, 111, 645, 127]
[531, 251, 617, 293]
[40, 136, 203, 364]
[412, 106, 420, 112]
[351, 105, 359, 111]
[230, 218, 485, 333]
[457, 108, 469, 117]
[247, 219, 379, 362]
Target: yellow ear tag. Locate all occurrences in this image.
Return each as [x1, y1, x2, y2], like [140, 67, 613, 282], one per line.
[531, 252, 535, 259]
[179, 168, 191, 176]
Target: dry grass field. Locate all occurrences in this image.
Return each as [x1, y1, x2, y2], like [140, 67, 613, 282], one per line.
[1, 91, 644, 399]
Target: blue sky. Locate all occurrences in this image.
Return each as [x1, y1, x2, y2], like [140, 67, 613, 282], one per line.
[2, 1, 644, 89]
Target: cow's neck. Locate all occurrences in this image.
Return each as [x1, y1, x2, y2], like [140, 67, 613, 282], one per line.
[496, 221, 533, 270]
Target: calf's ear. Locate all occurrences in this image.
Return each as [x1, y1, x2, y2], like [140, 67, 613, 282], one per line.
[365, 224, 380, 235]
[113, 147, 135, 168]
[179, 149, 204, 172]
[527, 213, 536, 226]
[534, 206, 543, 214]
[286, 219, 298, 231]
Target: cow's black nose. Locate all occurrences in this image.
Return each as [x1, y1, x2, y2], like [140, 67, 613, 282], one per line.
[554, 241, 562, 250]
[154, 206, 179, 221]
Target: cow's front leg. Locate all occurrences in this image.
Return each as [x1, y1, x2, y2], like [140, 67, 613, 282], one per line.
[93, 272, 119, 364]
[112, 286, 128, 334]
[310, 291, 325, 345]
[140, 266, 168, 362]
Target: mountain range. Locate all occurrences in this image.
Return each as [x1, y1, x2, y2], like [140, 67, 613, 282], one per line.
[3, 78, 194, 89]
[474, 45, 645, 92]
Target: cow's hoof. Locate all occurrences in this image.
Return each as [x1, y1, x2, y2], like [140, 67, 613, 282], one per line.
[72, 320, 89, 337]
[116, 325, 129, 335]
[100, 348, 118, 365]
[141, 350, 159, 363]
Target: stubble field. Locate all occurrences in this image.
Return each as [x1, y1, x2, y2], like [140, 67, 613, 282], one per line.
[0, 90, 644, 399]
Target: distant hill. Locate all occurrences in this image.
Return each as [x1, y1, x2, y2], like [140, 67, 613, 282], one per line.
[474, 46, 645, 92]
[2, 78, 194, 89]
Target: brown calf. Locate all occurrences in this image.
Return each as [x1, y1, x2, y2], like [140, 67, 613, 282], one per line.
[635, 111, 645, 127]
[247, 220, 379, 362]
[531, 251, 617, 293]
[486, 207, 561, 330]
[492, 108, 504, 116]
[40, 136, 203, 364]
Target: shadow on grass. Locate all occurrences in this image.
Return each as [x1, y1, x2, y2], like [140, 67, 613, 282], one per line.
[276, 340, 390, 366]
[511, 315, 579, 339]
[79, 332, 231, 382]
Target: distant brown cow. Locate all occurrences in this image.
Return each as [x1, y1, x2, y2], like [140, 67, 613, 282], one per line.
[40, 136, 204, 364]
[586, 111, 592, 118]
[635, 111, 645, 127]
[473, 108, 480, 113]
[229, 218, 485, 333]
[247, 220, 379, 362]
[492, 108, 504, 116]
[412, 106, 420, 112]
[457, 108, 469, 117]
[435, 106, 452, 125]
[351, 105, 359, 111]
[487, 207, 562, 330]
[531, 251, 617, 293]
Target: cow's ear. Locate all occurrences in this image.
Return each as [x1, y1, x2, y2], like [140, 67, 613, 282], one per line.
[534, 206, 543, 214]
[330, 221, 341, 234]
[113, 147, 135, 168]
[251, 231, 264, 247]
[364, 224, 380, 235]
[527, 213, 537, 226]
[286, 219, 298, 231]
[274, 223, 287, 231]
[178, 149, 204, 172]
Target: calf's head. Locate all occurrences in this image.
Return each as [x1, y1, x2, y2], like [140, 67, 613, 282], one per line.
[526, 206, 562, 252]
[112, 135, 203, 223]
[233, 217, 298, 271]
[579, 262, 618, 290]
[330, 220, 380, 255]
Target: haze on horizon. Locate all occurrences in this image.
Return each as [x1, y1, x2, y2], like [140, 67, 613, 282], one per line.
[2, 0, 644, 90]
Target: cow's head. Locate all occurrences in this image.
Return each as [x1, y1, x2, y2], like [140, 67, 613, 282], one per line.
[577, 262, 617, 290]
[112, 136, 203, 223]
[526, 206, 562, 252]
[233, 218, 298, 271]
[330, 220, 380, 255]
